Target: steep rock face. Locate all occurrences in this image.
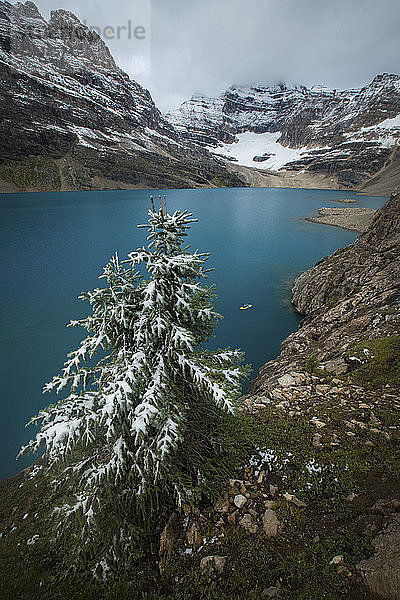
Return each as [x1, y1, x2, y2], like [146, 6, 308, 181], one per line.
[0, 1, 243, 191]
[167, 76, 400, 190]
[249, 192, 400, 392]
[167, 84, 314, 146]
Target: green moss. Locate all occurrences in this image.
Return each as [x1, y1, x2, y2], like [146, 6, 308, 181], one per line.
[347, 336, 400, 390]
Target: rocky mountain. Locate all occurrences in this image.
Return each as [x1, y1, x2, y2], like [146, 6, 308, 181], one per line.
[2, 2, 399, 194]
[167, 77, 400, 193]
[0, 1, 243, 192]
[247, 191, 400, 392]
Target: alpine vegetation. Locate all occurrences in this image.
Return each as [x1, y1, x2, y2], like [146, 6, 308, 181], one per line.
[19, 199, 248, 576]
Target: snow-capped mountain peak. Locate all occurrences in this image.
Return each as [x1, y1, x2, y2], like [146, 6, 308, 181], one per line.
[0, 0, 242, 191]
[166, 76, 400, 189]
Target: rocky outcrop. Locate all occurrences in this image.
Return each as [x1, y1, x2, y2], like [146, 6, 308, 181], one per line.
[167, 76, 400, 191]
[154, 369, 400, 598]
[249, 191, 400, 393]
[357, 515, 400, 600]
[0, 1, 244, 191]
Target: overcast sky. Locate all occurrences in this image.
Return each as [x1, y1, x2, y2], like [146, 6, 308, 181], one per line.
[33, 0, 400, 112]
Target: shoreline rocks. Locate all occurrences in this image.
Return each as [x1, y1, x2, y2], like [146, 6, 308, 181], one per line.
[305, 206, 376, 232]
[239, 191, 400, 599]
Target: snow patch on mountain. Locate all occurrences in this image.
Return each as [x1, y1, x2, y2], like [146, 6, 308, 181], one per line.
[344, 114, 400, 148]
[374, 114, 400, 129]
[166, 74, 400, 189]
[209, 132, 309, 171]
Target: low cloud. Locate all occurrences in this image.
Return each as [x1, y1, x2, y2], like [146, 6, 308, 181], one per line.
[33, 0, 400, 112]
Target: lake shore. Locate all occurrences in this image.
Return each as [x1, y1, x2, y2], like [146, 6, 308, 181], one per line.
[305, 206, 377, 232]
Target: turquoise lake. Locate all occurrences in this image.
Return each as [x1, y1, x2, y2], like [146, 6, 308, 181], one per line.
[0, 187, 386, 480]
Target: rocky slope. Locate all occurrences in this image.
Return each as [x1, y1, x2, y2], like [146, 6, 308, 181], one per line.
[167, 77, 400, 193]
[3, 374, 400, 599]
[248, 190, 400, 395]
[0, 1, 243, 192]
[1, 204, 399, 600]
[234, 191, 400, 599]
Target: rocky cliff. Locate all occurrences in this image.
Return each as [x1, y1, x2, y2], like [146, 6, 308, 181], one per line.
[167, 77, 400, 193]
[236, 192, 400, 600]
[248, 191, 400, 393]
[0, 1, 243, 192]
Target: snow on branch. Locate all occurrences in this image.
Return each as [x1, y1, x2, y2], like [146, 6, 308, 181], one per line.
[20, 202, 248, 523]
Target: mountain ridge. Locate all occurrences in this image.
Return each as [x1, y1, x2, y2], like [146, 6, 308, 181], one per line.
[0, 1, 243, 192]
[1, 1, 400, 194]
[166, 76, 400, 194]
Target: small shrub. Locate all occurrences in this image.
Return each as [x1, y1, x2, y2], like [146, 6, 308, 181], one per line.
[305, 353, 322, 375]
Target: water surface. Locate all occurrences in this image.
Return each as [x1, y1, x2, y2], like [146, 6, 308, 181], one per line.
[0, 187, 386, 479]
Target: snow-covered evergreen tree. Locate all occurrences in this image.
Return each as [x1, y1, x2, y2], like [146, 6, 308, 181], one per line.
[19, 202, 248, 550]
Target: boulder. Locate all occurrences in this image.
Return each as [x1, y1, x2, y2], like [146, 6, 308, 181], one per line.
[186, 522, 202, 551]
[239, 513, 258, 534]
[277, 374, 296, 387]
[262, 508, 280, 538]
[283, 493, 307, 508]
[233, 494, 247, 509]
[200, 555, 227, 573]
[356, 516, 400, 599]
[215, 498, 230, 513]
[329, 555, 344, 566]
[262, 586, 280, 597]
[323, 358, 348, 374]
